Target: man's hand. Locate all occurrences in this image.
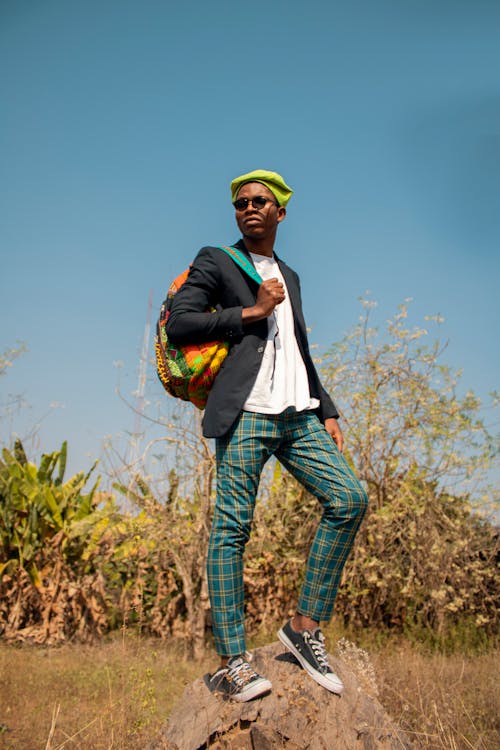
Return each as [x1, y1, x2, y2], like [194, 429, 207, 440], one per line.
[242, 278, 285, 324]
[324, 418, 344, 452]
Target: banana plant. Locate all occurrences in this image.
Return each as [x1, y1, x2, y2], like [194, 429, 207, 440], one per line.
[0, 439, 100, 583]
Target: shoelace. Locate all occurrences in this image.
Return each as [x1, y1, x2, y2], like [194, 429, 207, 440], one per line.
[304, 630, 330, 671]
[227, 658, 256, 688]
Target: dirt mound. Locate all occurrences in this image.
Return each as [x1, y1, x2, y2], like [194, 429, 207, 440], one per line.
[154, 641, 412, 749]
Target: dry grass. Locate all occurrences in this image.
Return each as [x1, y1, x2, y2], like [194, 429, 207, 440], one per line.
[0, 630, 498, 749]
[371, 642, 499, 750]
[0, 632, 214, 750]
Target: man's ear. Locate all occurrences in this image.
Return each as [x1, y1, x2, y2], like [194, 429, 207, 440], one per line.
[277, 207, 287, 223]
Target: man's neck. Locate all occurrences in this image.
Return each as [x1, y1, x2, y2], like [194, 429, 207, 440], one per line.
[241, 235, 275, 258]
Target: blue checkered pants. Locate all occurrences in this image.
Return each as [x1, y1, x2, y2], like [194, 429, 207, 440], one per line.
[207, 409, 368, 656]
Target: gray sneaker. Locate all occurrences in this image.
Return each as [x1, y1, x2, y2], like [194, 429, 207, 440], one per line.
[207, 655, 272, 702]
[278, 620, 344, 694]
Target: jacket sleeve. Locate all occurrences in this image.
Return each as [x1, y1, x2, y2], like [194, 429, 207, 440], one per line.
[165, 247, 245, 344]
[318, 384, 340, 421]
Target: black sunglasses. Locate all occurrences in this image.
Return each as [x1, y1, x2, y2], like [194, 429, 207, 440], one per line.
[233, 196, 278, 211]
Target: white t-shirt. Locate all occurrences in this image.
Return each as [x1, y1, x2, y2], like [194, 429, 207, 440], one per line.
[243, 253, 320, 415]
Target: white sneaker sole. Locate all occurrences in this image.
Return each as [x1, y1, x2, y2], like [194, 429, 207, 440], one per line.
[233, 677, 272, 702]
[278, 628, 344, 695]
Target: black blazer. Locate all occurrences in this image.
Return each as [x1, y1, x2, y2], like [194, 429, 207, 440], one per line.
[165, 239, 339, 438]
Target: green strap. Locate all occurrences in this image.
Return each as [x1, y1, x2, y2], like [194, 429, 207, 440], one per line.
[217, 245, 262, 285]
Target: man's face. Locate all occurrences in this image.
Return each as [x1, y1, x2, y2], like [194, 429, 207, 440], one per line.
[234, 182, 286, 240]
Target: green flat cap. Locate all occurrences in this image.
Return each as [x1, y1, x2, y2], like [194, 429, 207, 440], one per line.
[230, 169, 293, 207]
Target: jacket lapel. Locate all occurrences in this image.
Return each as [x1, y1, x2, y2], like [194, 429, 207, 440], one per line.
[233, 241, 302, 319]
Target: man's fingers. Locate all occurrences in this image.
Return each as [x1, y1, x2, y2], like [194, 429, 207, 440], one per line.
[258, 279, 285, 308]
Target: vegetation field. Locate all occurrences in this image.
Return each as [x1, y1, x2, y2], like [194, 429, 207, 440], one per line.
[0, 628, 498, 750]
[1, 308, 498, 748]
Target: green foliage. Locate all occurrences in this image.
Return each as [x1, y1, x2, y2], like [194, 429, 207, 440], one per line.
[1, 302, 497, 652]
[245, 468, 499, 649]
[0, 424, 212, 648]
[321, 299, 498, 511]
[0, 440, 117, 642]
[319, 300, 498, 645]
[334, 478, 498, 646]
[0, 439, 100, 581]
[243, 301, 499, 649]
[112, 414, 215, 658]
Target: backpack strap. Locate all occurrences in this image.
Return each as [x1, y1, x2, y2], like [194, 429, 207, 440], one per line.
[217, 245, 263, 285]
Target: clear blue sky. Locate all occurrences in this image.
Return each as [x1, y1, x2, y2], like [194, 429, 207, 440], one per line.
[1, 0, 499, 479]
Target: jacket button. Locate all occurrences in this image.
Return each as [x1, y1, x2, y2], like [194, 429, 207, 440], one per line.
[257, 345, 264, 353]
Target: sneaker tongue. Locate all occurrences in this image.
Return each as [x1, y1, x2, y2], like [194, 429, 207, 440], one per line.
[229, 656, 244, 668]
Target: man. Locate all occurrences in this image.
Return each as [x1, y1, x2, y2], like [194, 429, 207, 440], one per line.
[165, 169, 368, 702]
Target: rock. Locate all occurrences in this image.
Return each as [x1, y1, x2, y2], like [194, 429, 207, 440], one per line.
[153, 641, 412, 750]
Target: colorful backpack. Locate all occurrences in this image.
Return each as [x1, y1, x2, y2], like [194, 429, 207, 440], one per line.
[155, 246, 262, 409]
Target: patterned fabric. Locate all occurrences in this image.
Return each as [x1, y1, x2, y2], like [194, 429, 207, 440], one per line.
[155, 267, 229, 409]
[155, 246, 261, 410]
[207, 409, 368, 656]
[219, 245, 262, 285]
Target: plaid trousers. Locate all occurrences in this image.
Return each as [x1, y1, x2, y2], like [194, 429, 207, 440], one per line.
[207, 409, 368, 657]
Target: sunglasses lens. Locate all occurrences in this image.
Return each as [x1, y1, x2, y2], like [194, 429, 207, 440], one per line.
[234, 196, 273, 210]
[253, 196, 267, 208]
